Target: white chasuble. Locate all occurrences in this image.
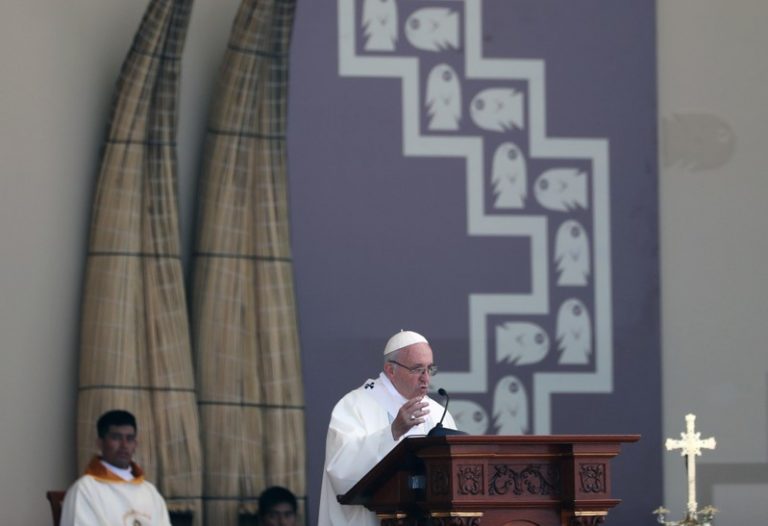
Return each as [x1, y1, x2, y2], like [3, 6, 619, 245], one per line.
[318, 372, 456, 526]
[61, 457, 171, 526]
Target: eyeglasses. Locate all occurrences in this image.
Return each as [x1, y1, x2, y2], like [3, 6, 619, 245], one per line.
[388, 359, 438, 376]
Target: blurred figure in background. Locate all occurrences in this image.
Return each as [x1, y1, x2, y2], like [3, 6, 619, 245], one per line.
[258, 486, 297, 526]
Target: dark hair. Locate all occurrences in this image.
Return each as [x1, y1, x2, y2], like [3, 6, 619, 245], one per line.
[97, 410, 137, 438]
[258, 486, 297, 516]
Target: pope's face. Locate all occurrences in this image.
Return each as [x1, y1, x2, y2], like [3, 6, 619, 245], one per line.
[98, 424, 137, 470]
[386, 342, 434, 399]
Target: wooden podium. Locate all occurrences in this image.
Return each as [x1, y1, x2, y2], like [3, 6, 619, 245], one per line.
[338, 435, 639, 526]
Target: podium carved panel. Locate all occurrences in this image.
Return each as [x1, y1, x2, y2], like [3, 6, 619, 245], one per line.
[457, 464, 483, 495]
[488, 464, 560, 497]
[431, 463, 452, 496]
[578, 464, 606, 494]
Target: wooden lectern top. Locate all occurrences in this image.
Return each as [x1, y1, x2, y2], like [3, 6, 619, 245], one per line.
[339, 434, 640, 526]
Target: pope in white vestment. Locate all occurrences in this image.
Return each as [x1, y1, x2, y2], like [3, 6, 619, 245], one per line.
[318, 331, 457, 526]
[61, 456, 171, 526]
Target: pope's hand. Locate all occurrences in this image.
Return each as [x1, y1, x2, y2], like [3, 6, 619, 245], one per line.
[391, 397, 430, 440]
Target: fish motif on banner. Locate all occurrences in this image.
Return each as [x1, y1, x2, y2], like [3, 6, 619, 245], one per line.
[405, 8, 460, 51]
[555, 220, 590, 286]
[496, 322, 549, 366]
[362, 0, 398, 51]
[338, 0, 613, 433]
[426, 63, 462, 130]
[470, 88, 525, 132]
[491, 142, 527, 209]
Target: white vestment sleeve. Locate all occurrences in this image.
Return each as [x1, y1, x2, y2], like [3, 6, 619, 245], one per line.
[150, 487, 172, 526]
[324, 390, 397, 496]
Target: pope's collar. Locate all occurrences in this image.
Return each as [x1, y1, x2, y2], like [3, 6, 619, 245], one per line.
[379, 371, 408, 405]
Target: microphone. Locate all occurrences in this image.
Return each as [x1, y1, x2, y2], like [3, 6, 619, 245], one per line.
[436, 388, 449, 428]
[427, 388, 468, 437]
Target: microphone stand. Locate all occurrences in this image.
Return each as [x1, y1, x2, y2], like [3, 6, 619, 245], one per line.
[427, 388, 468, 437]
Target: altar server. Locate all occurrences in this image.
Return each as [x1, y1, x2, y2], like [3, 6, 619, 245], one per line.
[61, 410, 171, 526]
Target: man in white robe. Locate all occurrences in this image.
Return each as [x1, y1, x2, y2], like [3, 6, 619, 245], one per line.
[61, 409, 171, 526]
[318, 330, 457, 526]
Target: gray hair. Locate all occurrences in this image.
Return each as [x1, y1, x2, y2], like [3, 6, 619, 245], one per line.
[384, 348, 402, 369]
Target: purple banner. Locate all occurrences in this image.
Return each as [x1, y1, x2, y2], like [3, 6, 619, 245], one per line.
[288, 1, 660, 524]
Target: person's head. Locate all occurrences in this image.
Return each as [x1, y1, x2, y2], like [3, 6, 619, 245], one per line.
[382, 330, 436, 399]
[258, 486, 297, 526]
[96, 410, 137, 470]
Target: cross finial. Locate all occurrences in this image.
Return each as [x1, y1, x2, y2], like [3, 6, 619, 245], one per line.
[665, 414, 716, 516]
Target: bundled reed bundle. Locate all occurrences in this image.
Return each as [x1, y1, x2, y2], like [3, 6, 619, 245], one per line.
[77, 0, 202, 523]
[191, 0, 305, 523]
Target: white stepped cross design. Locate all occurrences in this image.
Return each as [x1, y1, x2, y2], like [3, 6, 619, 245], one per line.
[338, 0, 614, 433]
[665, 414, 716, 516]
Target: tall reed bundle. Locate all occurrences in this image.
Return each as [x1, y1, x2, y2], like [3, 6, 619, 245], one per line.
[191, 0, 305, 523]
[77, 1, 202, 523]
